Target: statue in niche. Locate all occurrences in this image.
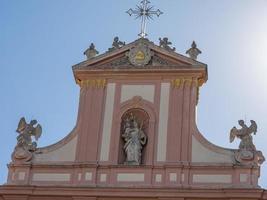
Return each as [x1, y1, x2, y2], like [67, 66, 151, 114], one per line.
[12, 117, 42, 162]
[122, 113, 147, 165]
[230, 120, 265, 165]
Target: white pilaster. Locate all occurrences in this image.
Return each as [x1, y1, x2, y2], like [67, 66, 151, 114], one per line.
[100, 83, 116, 161]
[157, 82, 170, 162]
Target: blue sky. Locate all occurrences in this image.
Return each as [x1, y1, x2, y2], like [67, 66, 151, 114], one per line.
[0, 0, 267, 187]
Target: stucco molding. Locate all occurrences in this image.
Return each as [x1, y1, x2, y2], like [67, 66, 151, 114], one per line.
[0, 186, 266, 199]
[117, 96, 157, 123]
[73, 38, 207, 70]
[34, 126, 78, 154]
[191, 124, 237, 164]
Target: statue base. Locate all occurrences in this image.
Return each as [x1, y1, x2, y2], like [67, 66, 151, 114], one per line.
[235, 149, 265, 166]
[124, 161, 140, 166]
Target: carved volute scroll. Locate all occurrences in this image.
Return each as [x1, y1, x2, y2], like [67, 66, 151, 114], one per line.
[119, 108, 149, 165]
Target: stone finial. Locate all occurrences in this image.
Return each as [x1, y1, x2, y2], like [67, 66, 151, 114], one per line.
[84, 43, 99, 60]
[159, 37, 176, 52]
[230, 120, 265, 165]
[108, 36, 125, 52]
[186, 41, 202, 60]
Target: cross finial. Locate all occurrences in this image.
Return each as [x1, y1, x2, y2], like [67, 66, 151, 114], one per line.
[126, 0, 163, 38]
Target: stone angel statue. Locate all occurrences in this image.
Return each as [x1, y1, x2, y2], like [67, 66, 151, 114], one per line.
[16, 117, 42, 152]
[230, 120, 257, 151]
[12, 117, 42, 163]
[230, 120, 265, 165]
[159, 37, 176, 52]
[108, 36, 125, 52]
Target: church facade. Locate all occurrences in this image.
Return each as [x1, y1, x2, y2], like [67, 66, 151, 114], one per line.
[0, 36, 266, 199]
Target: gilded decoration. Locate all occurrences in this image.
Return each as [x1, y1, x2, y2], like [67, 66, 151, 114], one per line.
[126, 40, 154, 67]
[197, 78, 205, 87]
[171, 78, 205, 89]
[171, 78, 203, 104]
[171, 78, 196, 89]
[171, 78, 183, 88]
[78, 79, 107, 88]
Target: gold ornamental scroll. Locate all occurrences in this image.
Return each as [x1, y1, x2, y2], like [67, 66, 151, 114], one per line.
[171, 77, 205, 105]
[77, 79, 107, 89]
[171, 78, 205, 89]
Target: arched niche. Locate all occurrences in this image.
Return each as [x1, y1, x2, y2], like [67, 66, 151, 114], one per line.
[116, 96, 157, 165]
[119, 108, 149, 165]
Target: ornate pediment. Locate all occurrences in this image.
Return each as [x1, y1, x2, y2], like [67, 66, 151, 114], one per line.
[86, 53, 187, 70]
[73, 38, 207, 71]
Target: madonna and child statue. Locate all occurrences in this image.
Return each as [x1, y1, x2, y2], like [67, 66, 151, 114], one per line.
[121, 113, 147, 165]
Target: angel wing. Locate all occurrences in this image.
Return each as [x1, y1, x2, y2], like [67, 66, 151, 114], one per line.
[229, 127, 237, 143]
[16, 117, 27, 134]
[249, 120, 257, 135]
[33, 124, 42, 140]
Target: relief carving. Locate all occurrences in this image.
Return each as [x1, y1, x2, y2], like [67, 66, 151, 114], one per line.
[106, 56, 131, 67]
[126, 41, 153, 67]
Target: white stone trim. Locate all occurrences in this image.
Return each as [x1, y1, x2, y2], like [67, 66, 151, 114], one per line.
[240, 173, 248, 183]
[18, 172, 25, 181]
[78, 173, 82, 181]
[117, 173, 145, 182]
[85, 172, 92, 181]
[169, 173, 177, 182]
[157, 82, 170, 162]
[181, 173, 185, 182]
[191, 135, 233, 163]
[100, 83, 116, 161]
[32, 173, 71, 182]
[100, 174, 107, 182]
[34, 136, 78, 162]
[193, 174, 232, 183]
[120, 84, 155, 103]
[155, 174, 162, 183]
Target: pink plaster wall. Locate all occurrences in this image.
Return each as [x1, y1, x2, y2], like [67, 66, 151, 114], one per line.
[75, 87, 106, 162]
[6, 70, 262, 189]
[7, 74, 261, 188]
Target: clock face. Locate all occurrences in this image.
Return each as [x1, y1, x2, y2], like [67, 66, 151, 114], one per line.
[127, 42, 153, 67]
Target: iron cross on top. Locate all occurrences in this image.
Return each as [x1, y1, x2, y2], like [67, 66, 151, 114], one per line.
[127, 0, 163, 38]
